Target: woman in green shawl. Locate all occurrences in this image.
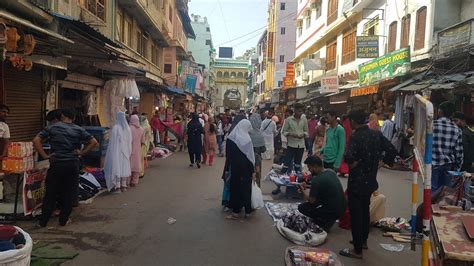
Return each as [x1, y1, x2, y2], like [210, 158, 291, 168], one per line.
[140, 115, 154, 177]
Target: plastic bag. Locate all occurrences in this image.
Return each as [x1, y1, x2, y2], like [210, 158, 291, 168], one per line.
[251, 181, 264, 209]
[277, 220, 327, 246]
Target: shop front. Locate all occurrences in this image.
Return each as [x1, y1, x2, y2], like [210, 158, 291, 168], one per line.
[348, 85, 379, 112]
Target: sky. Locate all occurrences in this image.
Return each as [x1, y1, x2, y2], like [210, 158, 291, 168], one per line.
[189, 0, 269, 58]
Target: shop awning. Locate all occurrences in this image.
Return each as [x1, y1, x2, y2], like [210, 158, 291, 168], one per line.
[0, 10, 73, 44]
[166, 86, 185, 95]
[388, 72, 428, 92]
[399, 82, 431, 91]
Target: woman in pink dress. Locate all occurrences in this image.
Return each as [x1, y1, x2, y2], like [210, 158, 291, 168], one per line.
[367, 113, 380, 131]
[129, 115, 145, 187]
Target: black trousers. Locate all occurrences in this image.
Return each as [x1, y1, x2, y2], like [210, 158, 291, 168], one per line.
[283, 147, 305, 173]
[298, 202, 337, 231]
[230, 174, 252, 214]
[188, 150, 201, 164]
[40, 160, 80, 226]
[348, 191, 371, 253]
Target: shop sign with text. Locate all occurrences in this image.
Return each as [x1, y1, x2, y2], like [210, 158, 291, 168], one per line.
[320, 76, 339, 94]
[356, 36, 379, 58]
[358, 48, 411, 86]
[350, 85, 378, 97]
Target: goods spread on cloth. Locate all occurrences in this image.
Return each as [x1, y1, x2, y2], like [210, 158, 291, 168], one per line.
[265, 202, 300, 222]
[277, 211, 327, 246]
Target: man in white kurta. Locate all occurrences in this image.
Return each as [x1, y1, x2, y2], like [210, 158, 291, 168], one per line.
[261, 113, 278, 160]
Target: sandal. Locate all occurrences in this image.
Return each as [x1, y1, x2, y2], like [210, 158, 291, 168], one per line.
[339, 248, 363, 259]
[225, 213, 239, 220]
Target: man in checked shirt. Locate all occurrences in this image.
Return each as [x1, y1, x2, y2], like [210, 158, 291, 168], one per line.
[432, 101, 463, 192]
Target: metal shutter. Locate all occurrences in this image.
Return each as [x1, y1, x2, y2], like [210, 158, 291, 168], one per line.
[4, 64, 44, 141]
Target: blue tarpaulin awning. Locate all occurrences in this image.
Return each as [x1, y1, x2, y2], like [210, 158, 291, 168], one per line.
[166, 86, 185, 95]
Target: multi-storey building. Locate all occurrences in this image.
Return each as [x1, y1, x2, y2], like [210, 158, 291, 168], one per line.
[255, 30, 268, 106]
[274, 0, 297, 89]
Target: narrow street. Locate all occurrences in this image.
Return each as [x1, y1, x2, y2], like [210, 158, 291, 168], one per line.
[24, 152, 420, 266]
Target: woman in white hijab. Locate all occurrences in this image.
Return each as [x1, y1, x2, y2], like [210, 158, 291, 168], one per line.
[225, 119, 255, 219]
[104, 112, 132, 192]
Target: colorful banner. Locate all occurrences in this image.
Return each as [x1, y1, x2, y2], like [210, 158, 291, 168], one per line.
[320, 76, 339, 94]
[356, 36, 379, 58]
[185, 74, 198, 94]
[284, 63, 295, 89]
[358, 47, 411, 86]
[23, 168, 47, 216]
[267, 32, 275, 60]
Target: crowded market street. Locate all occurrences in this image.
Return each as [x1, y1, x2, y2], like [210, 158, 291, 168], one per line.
[22, 152, 420, 266]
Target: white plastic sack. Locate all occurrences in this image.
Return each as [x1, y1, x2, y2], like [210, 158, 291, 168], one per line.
[0, 227, 32, 266]
[251, 181, 264, 209]
[276, 220, 327, 246]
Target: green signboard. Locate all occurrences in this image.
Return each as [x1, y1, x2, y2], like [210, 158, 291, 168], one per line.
[358, 48, 411, 86]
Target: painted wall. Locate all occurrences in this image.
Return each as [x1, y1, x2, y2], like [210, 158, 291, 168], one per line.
[275, 0, 297, 88]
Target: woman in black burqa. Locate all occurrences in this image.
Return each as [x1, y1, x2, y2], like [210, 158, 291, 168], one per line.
[224, 118, 255, 219]
[187, 113, 204, 168]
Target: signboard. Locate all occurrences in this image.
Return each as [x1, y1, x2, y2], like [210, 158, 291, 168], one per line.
[356, 36, 379, 58]
[438, 20, 473, 56]
[286, 88, 296, 102]
[23, 169, 47, 216]
[185, 74, 197, 94]
[320, 76, 339, 94]
[219, 47, 233, 58]
[350, 85, 378, 97]
[267, 32, 275, 60]
[358, 48, 411, 86]
[223, 89, 242, 109]
[284, 63, 295, 89]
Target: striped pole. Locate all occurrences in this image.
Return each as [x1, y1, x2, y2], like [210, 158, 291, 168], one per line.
[411, 158, 419, 251]
[422, 123, 433, 266]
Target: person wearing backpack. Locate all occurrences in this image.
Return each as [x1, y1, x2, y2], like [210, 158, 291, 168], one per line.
[452, 112, 474, 172]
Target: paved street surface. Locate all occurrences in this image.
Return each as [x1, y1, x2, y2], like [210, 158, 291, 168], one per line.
[24, 152, 421, 265]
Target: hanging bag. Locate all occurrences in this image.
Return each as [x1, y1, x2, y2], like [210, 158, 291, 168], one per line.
[251, 181, 265, 209]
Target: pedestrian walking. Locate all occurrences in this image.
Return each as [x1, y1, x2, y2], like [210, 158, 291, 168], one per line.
[261, 111, 278, 160]
[307, 114, 318, 156]
[249, 112, 266, 187]
[452, 112, 474, 172]
[129, 115, 145, 187]
[216, 115, 224, 156]
[33, 108, 98, 227]
[187, 113, 204, 168]
[432, 101, 463, 192]
[380, 112, 395, 142]
[338, 115, 352, 177]
[321, 110, 345, 171]
[104, 112, 132, 192]
[224, 119, 255, 219]
[313, 117, 327, 159]
[207, 117, 218, 166]
[151, 110, 164, 145]
[339, 108, 397, 260]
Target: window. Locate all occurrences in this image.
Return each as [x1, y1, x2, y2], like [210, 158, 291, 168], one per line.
[280, 55, 285, 62]
[326, 40, 337, 70]
[388, 21, 397, 52]
[224, 72, 229, 78]
[151, 44, 161, 66]
[164, 64, 172, 74]
[217, 71, 223, 78]
[206, 27, 210, 32]
[115, 10, 123, 41]
[327, 0, 338, 25]
[123, 16, 132, 46]
[205, 40, 211, 45]
[136, 30, 142, 52]
[297, 20, 303, 37]
[306, 15, 311, 29]
[169, 5, 173, 22]
[281, 27, 286, 35]
[363, 16, 379, 36]
[342, 29, 356, 64]
[80, 0, 106, 21]
[415, 6, 427, 50]
[280, 2, 286, 10]
[278, 81, 283, 87]
[314, 1, 322, 19]
[400, 15, 410, 49]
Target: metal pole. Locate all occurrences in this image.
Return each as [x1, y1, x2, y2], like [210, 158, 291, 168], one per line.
[411, 158, 418, 251]
[422, 98, 434, 266]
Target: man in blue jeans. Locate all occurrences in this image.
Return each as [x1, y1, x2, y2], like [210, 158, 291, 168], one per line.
[432, 101, 463, 192]
[273, 104, 308, 195]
